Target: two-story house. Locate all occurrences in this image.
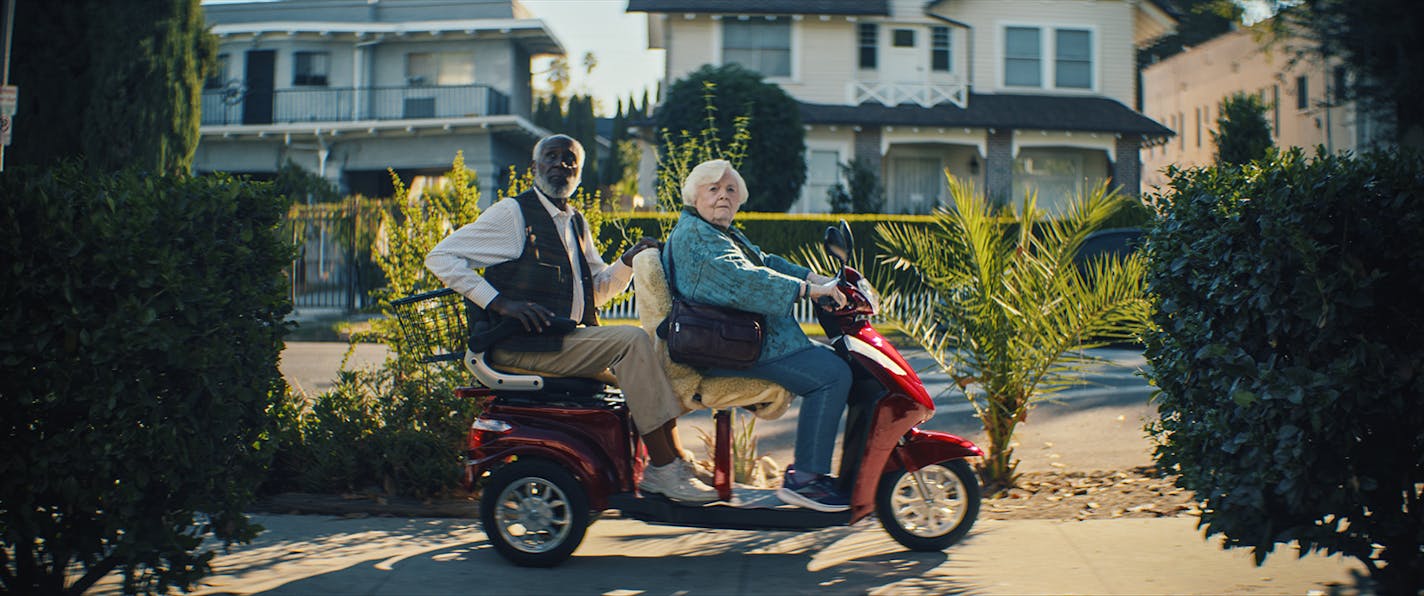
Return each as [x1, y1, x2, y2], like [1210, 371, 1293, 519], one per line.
[1140, 25, 1392, 190]
[196, 0, 561, 199]
[628, 0, 1176, 213]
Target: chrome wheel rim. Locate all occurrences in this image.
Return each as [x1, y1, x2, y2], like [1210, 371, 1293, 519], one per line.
[493, 476, 573, 553]
[890, 464, 968, 538]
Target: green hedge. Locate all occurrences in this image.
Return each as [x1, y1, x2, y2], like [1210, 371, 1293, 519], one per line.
[1144, 149, 1424, 591]
[0, 165, 292, 593]
[604, 212, 937, 265]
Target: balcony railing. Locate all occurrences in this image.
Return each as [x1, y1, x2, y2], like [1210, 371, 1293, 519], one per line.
[849, 80, 968, 109]
[201, 84, 512, 126]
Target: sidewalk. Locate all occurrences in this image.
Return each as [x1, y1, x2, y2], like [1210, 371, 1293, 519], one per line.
[94, 513, 1365, 595]
[253, 342, 1368, 594]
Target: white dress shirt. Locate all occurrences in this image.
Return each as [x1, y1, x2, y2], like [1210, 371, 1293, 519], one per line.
[425, 188, 633, 322]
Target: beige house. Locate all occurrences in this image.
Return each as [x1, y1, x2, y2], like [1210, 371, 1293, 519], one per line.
[1140, 26, 1391, 191]
[629, 0, 1176, 214]
[195, 0, 561, 199]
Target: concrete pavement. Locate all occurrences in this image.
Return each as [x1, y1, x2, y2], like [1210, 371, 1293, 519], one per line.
[223, 341, 1372, 594]
[93, 513, 1365, 595]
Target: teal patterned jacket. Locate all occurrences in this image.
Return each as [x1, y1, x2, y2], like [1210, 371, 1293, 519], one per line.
[663, 210, 817, 363]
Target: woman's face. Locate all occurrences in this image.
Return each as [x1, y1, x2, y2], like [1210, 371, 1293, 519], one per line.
[694, 169, 741, 227]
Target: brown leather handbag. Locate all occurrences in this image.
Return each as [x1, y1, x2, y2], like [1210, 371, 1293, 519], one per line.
[656, 248, 765, 369]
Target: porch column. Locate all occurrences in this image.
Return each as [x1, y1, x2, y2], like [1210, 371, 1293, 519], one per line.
[985, 128, 1014, 205]
[1112, 133, 1142, 197]
[853, 125, 881, 166]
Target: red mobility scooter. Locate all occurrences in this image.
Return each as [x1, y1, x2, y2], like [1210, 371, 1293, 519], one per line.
[393, 222, 982, 567]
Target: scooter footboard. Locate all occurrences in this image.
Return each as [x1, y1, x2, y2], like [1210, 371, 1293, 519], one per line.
[890, 428, 983, 474]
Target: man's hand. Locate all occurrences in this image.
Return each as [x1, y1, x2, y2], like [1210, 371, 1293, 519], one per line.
[488, 295, 556, 333]
[620, 236, 663, 266]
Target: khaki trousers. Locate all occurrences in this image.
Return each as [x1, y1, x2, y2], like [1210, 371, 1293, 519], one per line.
[490, 325, 686, 435]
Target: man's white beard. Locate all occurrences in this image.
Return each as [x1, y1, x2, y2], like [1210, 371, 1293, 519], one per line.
[534, 174, 580, 199]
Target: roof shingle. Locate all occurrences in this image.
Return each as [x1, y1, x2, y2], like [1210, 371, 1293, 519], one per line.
[625, 0, 889, 16]
[797, 94, 1173, 137]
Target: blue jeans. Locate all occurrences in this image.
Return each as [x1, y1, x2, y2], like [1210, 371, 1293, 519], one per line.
[705, 344, 852, 476]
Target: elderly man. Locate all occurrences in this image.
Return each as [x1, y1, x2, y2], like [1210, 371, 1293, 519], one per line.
[425, 134, 714, 503]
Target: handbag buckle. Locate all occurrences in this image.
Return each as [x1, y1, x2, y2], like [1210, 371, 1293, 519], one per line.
[674, 321, 681, 333]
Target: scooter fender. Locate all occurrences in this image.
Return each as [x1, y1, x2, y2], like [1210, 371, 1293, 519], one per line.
[891, 428, 984, 474]
[468, 429, 620, 510]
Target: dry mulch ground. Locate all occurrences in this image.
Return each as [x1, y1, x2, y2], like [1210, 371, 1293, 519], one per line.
[980, 465, 1201, 521]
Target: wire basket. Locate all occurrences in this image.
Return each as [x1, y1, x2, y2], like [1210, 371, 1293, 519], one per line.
[390, 288, 468, 364]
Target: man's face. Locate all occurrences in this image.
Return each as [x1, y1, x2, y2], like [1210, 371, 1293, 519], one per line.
[532, 137, 584, 200]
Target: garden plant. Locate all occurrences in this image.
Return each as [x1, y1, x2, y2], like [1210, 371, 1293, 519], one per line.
[1145, 149, 1423, 592]
[876, 178, 1152, 487]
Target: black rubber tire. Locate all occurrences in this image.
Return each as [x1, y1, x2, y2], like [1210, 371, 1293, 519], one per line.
[876, 459, 981, 551]
[479, 459, 590, 567]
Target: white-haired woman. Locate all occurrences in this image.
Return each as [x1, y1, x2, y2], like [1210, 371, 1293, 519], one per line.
[662, 159, 852, 512]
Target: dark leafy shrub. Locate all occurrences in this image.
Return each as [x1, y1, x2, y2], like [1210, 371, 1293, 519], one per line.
[1144, 149, 1424, 593]
[0, 164, 291, 593]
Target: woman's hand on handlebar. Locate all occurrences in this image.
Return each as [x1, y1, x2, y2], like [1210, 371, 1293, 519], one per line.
[808, 281, 847, 310]
[806, 271, 837, 285]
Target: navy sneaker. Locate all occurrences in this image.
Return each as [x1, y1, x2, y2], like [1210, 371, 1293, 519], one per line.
[777, 472, 850, 512]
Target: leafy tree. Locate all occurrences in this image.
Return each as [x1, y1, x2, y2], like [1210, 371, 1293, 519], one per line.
[656, 64, 805, 212]
[1212, 92, 1274, 166]
[877, 180, 1151, 486]
[1145, 149, 1424, 592]
[1269, 0, 1424, 147]
[653, 83, 751, 237]
[272, 160, 340, 205]
[826, 159, 885, 214]
[9, 0, 214, 174]
[0, 166, 290, 594]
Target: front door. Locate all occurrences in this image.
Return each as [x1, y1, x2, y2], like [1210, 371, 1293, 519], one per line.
[242, 50, 275, 125]
[884, 27, 926, 83]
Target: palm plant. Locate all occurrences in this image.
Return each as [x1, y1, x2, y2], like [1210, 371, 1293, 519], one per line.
[876, 177, 1151, 488]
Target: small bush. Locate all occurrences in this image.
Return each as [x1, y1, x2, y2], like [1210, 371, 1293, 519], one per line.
[0, 164, 291, 593]
[1145, 149, 1424, 592]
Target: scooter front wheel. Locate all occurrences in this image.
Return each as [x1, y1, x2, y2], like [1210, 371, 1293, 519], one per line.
[479, 459, 590, 567]
[876, 459, 980, 551]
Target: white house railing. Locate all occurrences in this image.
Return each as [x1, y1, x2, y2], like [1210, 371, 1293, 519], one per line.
[849, 80, 968, 109]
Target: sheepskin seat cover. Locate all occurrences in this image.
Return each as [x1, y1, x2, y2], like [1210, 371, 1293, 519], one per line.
[632, 249, 792, 420]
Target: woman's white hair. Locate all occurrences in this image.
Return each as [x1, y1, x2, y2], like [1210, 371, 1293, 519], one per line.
[681, 159, 748, 207]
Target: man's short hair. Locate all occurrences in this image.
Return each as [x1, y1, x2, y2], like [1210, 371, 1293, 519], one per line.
[532, 134, 583, 161]
[681, 159, 747, 207]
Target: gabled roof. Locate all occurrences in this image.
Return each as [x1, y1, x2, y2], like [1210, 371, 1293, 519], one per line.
[798, 94, 1174, 138]
[626, 0, 889, 16]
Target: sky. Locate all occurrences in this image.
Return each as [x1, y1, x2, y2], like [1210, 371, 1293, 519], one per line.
[518, 0, 665, 115]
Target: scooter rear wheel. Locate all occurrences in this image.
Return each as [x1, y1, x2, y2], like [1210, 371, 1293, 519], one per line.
[479, 459, 589, 567]
[876, 459, 980, 551]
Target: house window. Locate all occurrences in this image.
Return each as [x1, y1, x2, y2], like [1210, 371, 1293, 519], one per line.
[1054, 29, 1091, 89]
[804, 150, 840, 212]
[858, 23, 878, 69]
[1270, 85, 1280, 134]
[406, 52, 475, 86]
[205, 53, 230, 90]
[1195, 107, 1202, 147]
[1004, 27, 1041, 87]
[931, 26, 950, 72]
[893, 29, 915, 48]
[293, 51, 329, 86]
[1333, 66, 1348, 103]
[723, 17, 792, 78]
[1296, 75, 1309, 110]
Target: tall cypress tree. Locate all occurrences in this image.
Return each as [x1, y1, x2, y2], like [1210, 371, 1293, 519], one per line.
[564, 95, 599, 190]
[10, 0, 213, 174]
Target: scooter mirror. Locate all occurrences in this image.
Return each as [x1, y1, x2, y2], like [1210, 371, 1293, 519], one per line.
[823, 221, 853, 265]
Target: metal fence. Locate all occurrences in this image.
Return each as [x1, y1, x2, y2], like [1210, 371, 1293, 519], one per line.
[286, 200, 387, 312]
[203, 84, 511, 126]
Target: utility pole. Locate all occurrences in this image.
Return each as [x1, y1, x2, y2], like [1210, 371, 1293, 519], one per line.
[1, 0, 15, 172]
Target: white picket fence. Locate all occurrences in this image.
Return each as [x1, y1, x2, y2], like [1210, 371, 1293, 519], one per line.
[601, 292, 935, 325]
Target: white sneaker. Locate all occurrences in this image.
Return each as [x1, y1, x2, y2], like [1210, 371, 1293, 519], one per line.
[639, 459, 718, 503]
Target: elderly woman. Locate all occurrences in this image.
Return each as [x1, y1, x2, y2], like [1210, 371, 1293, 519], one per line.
[663, 159, 853, 512]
